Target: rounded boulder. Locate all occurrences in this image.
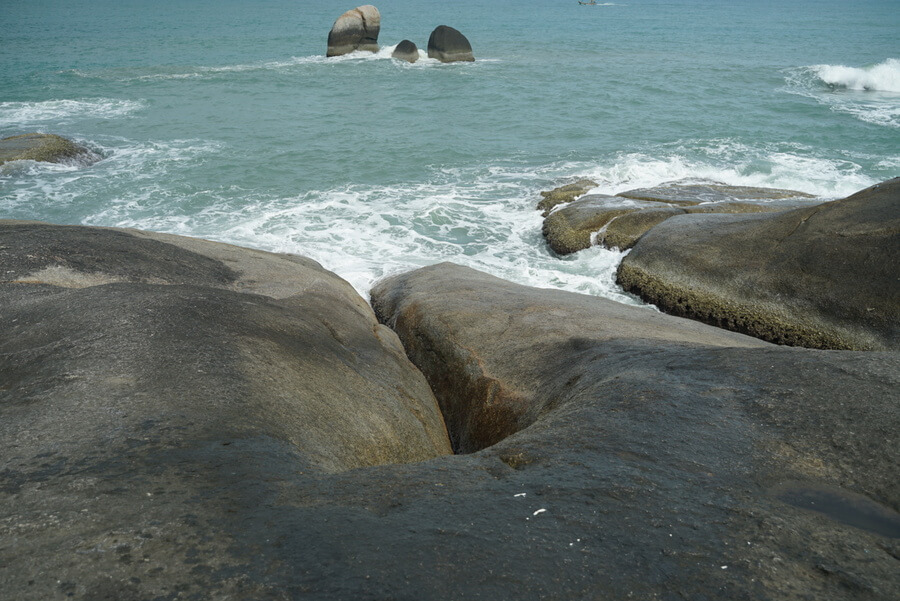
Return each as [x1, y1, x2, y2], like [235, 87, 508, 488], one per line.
[427, 25, 475, 63]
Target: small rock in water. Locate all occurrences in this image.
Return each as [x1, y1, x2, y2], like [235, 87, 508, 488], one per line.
[392, 39, 419, 63]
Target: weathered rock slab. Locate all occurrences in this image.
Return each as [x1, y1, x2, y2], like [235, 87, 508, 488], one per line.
[620, 179, 815, 206]
[537, 179, 597, 216]
[327, 5, 381, 57]
[619, 178, 900, 350]
[427, 25, 475, 63]
[372, 262, 900, 600]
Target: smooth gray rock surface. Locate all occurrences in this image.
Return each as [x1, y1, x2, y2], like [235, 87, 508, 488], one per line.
[392, 39, 419, 63]
[427, 25, 475, 62]
[620, 179, 815, 206]
[326, 5, 380, 57]
[0, 222, 454, 598]
[372, 262, 900, 600]
[619, 178, 900, 350]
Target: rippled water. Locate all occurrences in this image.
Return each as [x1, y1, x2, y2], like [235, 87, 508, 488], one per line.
[2, 0, 897, 299]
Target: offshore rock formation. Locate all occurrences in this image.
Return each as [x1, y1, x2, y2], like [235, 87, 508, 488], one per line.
[427, 25, 475, 63]
[0, 133, 97, 166]
[618, 178, 900, 350]
[391, 39, 419, 63]
[327, 5, 381, 57]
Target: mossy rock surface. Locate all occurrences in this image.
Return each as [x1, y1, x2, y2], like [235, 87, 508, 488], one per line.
[598, 206, 686, 250]
[618, 178, 900, 350]
[0, 133, 91, 166]
[536, 179, 597, 216]
[620, 179, 814, 206]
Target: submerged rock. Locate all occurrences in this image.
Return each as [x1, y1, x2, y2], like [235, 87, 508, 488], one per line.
[327, 5, 381, 57]
[542, 195, 654, 255]
[392, 39, 419, 63]
[427, 25, 475, 63]
[536, 179, 597, 216]
[371, 262, 899, 600]
[618, 178, 900, 350]
[0, 133, 95, 166]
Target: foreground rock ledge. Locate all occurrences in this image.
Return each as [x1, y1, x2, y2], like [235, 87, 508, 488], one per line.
[618, 178, 900, 350]
[373, 262, 899, 600]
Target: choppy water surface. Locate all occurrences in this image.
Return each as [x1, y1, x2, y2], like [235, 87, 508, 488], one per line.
[2, 0, 897, 299]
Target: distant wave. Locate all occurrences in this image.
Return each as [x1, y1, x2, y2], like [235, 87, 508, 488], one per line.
[811, 58, 900, 92]
[783, 59, 900, 128]
[0, 98, 144, 127]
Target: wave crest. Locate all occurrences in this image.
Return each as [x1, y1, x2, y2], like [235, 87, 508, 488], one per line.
[812, 58, 900, 92]
[0, 98, 144, 127]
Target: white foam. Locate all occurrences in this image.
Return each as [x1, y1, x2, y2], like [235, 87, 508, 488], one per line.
[812, 58, 900, 92]
[0, 98, 145, 126]
[783, 59, 900, 128]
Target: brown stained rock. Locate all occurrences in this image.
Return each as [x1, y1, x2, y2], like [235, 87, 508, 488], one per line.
[597, 206, 686, 250]
[326, 5, 381, 57]
[618, 178, 900, 350]
[427, 25, 475, 63]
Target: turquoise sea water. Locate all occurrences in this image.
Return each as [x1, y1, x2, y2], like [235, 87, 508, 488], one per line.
[2, 0, 898, 300]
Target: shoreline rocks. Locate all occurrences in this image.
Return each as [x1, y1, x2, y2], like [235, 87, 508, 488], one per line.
[538, 179, 818, 254]
[618, 178, 900, 350]
[0, 133, 97, 166]
[327, 5, 381, 57]
[427, 25, 475, 63]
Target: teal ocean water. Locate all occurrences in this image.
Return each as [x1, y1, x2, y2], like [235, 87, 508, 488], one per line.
[2, 0, 898, 301]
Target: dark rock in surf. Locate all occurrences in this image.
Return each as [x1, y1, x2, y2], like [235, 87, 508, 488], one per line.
[618, 178, 900, 350]
[392, 39, 419, 63]
[326, 5, 381, 57]
[371, 262, 900, 599]
[427, 25, 475, 63]
[542, 194, 651, 255]
[0, 133, 96, 166]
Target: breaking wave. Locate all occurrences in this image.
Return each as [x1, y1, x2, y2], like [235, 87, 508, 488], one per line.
[0, 98, 145, 127]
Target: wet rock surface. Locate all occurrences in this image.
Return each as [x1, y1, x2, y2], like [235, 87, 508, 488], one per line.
[326, 5, 381, 57]
[0, 133, 97, 166]
[427, 25, 475, 63]
[537, 179, 818, 255]
[372, 262, 900, 600]
[618, 178, 900, 350]
[537, 179, 598, 216]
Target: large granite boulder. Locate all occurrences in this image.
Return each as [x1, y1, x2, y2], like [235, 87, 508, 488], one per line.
[326, 5, 380, 57]
[392, 39, 419, 63]
[0, 133, 96, 166]
[618, 178, 900, 350]
[371, 263, 899, 600]
[427, 25, 475, 63]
